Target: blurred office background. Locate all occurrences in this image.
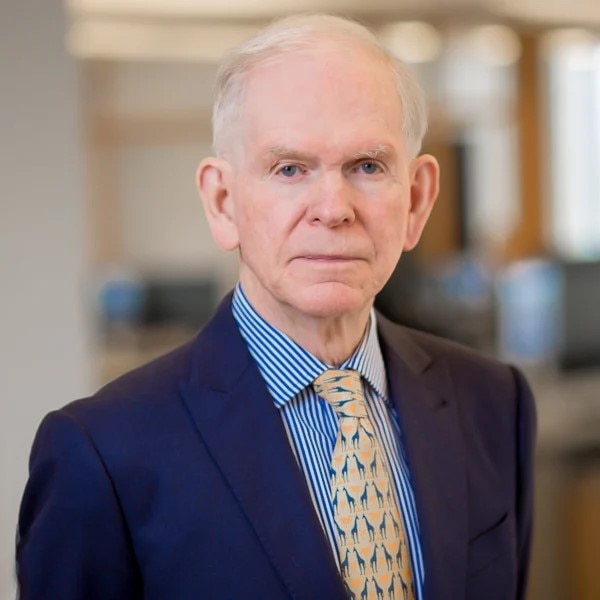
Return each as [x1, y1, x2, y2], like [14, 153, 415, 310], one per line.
[1, 0, 599, 598]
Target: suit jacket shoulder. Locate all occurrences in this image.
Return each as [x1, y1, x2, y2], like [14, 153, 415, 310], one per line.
[17, 294, 348, 600]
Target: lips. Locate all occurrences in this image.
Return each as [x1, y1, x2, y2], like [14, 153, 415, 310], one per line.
[293, 255, 366, 263]
[303, 255, 358, 260]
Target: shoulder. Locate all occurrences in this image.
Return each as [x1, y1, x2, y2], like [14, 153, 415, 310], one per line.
[376, 312, 535, 423]
[64, 336, 196, 423]
[25, 337, 199, 468]
[377, 312, 511, 381]
[59, 292, 240, 427]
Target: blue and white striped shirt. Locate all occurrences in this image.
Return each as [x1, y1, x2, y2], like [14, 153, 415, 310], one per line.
[232, 284, 424, 599]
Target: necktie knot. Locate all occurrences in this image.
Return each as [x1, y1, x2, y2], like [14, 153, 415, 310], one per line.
[312, 369, 367, 419]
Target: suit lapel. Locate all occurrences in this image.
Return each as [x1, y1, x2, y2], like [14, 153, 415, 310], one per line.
[180, 296, 347, 600]
[378, 317, 468, 600]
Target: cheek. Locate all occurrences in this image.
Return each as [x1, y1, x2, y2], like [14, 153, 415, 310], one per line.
[237, 199, 273, 244]
[236, 203, 290, 276]
[237, 186, 299, 250]
[372, 200, 408, 242]
[370, 205, 408, 275]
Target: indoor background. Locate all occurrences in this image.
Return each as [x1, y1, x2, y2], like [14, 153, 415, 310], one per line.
[1, 1, 599, 598]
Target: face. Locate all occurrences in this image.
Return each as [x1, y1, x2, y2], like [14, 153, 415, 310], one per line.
[199, 43, 438, 327]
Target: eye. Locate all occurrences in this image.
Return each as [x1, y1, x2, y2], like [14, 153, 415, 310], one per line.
[357, 161, 382, 175]
[277, 164, 300, 178]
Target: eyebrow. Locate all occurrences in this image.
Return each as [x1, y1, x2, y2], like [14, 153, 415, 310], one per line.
[262, 144, 395, 163]
[263, 145, 316, 163]
[352, 145, 394, 161]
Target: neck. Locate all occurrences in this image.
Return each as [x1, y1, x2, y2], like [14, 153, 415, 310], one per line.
[285, 311, 371, 366]
[239, 286, 371, 366]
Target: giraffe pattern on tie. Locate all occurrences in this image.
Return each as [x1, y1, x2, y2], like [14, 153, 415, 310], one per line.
[313, 369, 415, 600]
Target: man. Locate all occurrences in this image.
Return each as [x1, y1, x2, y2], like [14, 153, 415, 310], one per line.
[17, 14, 535, 600]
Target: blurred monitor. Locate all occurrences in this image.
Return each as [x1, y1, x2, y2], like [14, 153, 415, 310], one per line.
[559, 261, 600, 370]
[143, 278, 218, 329]
[496, 260, 560, 365]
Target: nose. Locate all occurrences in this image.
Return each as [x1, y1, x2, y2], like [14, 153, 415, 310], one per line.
[306, 171, 356, 227]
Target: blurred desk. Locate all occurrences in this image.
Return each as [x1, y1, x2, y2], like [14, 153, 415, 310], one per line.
[530, 368, 600, 454]
[525, 367, 600, 600]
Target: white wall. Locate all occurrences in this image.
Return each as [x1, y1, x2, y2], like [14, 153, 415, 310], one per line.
[88, 59, 239, 291]
[118, 141, 224, 271]
[0, 1, 92, 597]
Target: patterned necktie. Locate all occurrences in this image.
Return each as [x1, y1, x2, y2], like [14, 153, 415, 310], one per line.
[313, 369, 415, 600]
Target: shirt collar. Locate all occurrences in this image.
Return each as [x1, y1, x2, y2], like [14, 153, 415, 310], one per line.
[231, 283, 388, 408]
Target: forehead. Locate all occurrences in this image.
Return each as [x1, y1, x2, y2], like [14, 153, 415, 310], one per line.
[239, 44, 405, 158]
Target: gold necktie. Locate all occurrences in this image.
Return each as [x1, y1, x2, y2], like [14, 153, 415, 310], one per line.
[313, 369, 415, 600]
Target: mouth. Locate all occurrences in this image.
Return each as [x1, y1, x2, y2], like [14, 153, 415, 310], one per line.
[298, 255, 363, 262]
[292, 255, 368, 270]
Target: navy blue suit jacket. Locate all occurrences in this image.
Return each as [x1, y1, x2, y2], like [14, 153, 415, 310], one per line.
[17, 294, 536, 599]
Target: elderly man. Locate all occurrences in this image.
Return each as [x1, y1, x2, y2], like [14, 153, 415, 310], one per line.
[17, 14, 535, 600]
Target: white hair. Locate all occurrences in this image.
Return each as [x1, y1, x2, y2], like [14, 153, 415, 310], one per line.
[212, 14, 429, 158]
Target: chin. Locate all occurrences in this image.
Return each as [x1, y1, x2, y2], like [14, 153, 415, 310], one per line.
[292, 282, 372, 319]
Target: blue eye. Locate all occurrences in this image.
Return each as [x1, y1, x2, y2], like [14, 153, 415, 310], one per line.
[359, 161, 381, 174]
[279, 164, 299, 177]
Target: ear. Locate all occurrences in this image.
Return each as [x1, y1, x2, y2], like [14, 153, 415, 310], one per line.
[196, 157, 240, 251]
[403, 154, 440, 251]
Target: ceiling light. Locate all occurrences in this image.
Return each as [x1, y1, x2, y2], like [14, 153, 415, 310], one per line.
[468, 25, 521, 67]
[542, 28, 598, 52]
[379, 21, 442, 64]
